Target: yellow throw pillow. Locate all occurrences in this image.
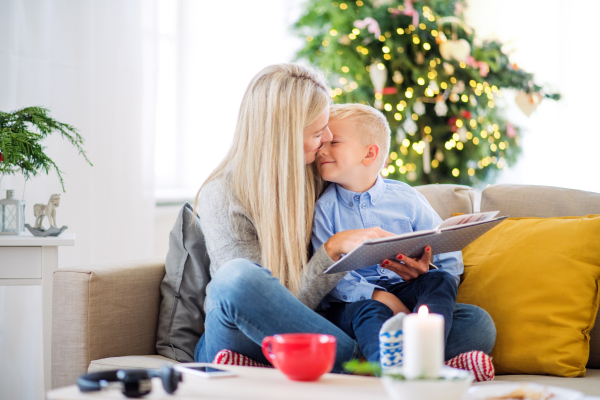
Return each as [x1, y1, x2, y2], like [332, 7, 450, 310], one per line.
[457, 215, 600, 377]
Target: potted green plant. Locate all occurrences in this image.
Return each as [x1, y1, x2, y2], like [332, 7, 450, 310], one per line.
[0, 106, 92, 234]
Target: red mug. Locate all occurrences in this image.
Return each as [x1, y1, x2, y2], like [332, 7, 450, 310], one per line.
[261, 333, 337, 381]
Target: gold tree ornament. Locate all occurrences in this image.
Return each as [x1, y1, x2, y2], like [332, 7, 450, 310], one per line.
[393, 70, 404, 84]
[514, 91, 543, 117]
[439, 38, 471, 62]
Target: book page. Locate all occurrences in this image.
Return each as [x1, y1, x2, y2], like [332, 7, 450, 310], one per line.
[436, 211, 499, 230]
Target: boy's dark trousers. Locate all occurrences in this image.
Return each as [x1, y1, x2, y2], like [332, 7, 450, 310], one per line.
[325, 269, 457, 362]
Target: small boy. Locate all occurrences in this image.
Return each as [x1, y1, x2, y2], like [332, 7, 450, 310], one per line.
[311, 103, 463, 363]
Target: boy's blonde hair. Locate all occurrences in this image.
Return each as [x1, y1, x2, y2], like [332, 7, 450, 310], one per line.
[329, 103, 390, 171]
[194, 64, 330, 295]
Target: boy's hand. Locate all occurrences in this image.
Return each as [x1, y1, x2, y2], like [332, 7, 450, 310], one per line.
[379, 246, 432, 281]
[324, 227, 395, 261]
[372, 290, 411, 315]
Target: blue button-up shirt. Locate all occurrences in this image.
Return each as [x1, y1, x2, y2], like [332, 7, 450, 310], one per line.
[311, 176, 463, 309]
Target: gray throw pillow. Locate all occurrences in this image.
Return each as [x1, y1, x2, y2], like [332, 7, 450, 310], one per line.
[156, 202, 211, 362]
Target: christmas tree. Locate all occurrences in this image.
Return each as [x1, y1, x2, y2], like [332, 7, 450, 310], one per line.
[295, 0, 559, 186]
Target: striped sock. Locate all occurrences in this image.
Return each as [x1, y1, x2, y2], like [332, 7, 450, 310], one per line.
[212, 349, 273, 368]
[444, 350, 495, 382]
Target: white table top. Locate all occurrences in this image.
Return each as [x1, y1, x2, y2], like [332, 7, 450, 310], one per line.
[0, 232, 75, 246]
[48, 364, 388, 400]
[47, 364, 600, 400]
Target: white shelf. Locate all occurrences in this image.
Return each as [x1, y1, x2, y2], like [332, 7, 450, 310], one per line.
[0, 232, 76, 246]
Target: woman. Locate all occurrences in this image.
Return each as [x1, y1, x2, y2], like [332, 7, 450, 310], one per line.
[194, 64, 495, 372]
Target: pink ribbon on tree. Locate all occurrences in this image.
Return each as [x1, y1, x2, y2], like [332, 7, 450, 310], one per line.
[354, 17, 381, 39]
[466, 56, 490, 77]
[403, 0, 419, 27]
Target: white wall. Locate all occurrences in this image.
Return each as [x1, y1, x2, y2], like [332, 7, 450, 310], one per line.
[464, 0, 600, 193]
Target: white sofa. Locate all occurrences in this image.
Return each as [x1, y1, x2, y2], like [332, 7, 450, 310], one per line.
[51, 184, 600, 395]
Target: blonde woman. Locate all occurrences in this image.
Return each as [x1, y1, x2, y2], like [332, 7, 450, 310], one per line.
[193, 64, 495, 371]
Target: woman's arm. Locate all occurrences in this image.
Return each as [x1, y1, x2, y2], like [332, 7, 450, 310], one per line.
[198, 179, 262, 276]
[199, 178, 346, 310]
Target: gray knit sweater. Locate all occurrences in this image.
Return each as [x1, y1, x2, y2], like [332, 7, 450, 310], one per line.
[198, 176, 346, 310]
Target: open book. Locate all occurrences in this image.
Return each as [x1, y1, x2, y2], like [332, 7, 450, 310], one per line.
[323, 211, 507, 275]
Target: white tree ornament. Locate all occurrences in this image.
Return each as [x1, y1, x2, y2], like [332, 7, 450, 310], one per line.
[413, 101, 426, 115]
[435, 99, 448, 116]
[403, 118, 418, 135]
[369, 62, 387, 109]
[396, 126, 406, 143]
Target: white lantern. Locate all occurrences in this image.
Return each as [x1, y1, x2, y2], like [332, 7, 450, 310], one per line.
[0, 189, 26, 235]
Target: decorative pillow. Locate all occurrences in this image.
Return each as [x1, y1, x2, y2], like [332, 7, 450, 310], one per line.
[457, 215, 600, 377]
[156, 202, 211, 362]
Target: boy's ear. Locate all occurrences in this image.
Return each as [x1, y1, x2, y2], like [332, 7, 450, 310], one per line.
[362, 143, 380, 166]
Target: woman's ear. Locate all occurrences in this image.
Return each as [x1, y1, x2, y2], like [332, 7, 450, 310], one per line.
[362, 143, 380, 166]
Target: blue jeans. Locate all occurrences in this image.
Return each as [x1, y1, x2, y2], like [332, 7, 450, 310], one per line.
[195, 259, 496, 370]
[328, 269, 464, 362]
[194, 259, 359, 373]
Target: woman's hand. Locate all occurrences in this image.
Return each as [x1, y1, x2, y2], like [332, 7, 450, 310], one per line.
[380, 246, 432, 282]
[372, 290, 411, 315]
[324, 228, 395, 261]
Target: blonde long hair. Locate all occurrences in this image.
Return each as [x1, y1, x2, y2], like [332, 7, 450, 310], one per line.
[194, 64, 331, 295]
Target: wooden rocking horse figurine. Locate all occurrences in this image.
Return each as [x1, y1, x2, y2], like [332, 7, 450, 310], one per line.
[34, 194, 61, 229]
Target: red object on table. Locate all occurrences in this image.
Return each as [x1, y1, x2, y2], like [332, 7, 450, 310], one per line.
[261, 333, 336, 381]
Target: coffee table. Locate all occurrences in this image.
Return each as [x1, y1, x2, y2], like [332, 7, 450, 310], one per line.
[47, 364, 389, 400]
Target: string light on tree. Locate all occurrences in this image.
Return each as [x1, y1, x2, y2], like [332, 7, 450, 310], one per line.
[295, 0, 559, 185]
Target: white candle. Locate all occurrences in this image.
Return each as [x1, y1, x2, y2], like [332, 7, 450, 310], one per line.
[402, 305, 444, 379]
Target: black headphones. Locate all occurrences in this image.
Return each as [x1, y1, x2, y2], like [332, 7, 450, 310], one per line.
[77, 365, 182, 398]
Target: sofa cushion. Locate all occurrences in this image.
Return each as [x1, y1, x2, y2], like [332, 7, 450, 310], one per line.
[457, 215, 600, 377]
[481, 184, 600, 369]
[481, 184, 600, 218]
[156, 202, 211, 362]
[413, 184, 475, 221]
[88, 355, 179, 372]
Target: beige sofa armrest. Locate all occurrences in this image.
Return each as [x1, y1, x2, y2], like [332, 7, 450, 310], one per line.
[51, 258, 165, 389]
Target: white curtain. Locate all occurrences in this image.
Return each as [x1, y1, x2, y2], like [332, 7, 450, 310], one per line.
[0, 1, 158, 399]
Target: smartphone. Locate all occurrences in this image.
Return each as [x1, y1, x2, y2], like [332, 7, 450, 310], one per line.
[174, 363, 237, 379]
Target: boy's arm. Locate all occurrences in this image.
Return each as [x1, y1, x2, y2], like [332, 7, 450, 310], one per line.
[311, 202, 384, 303]
[411, 190, 463, 286]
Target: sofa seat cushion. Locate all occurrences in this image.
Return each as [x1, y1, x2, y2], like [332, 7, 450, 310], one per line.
[488, 368, 600, 396]
[88, 355, 180, 372]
